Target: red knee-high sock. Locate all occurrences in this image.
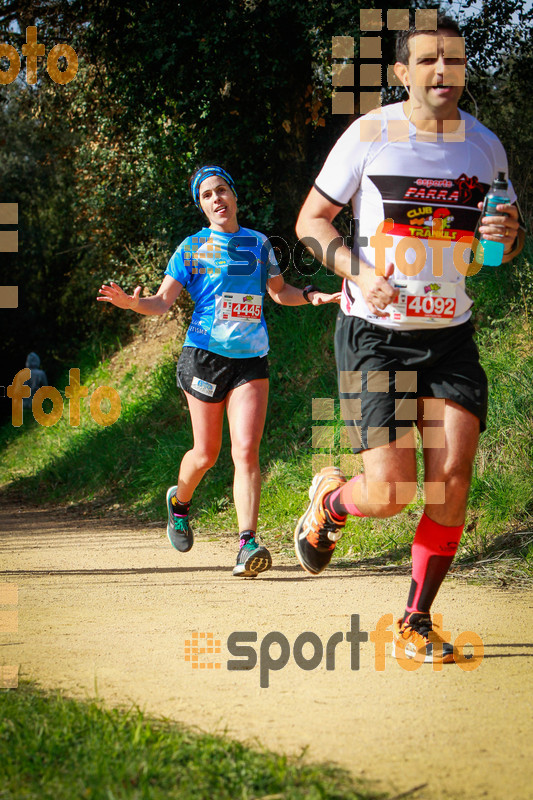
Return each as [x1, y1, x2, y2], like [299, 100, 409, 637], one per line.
[325, 476, 366, 520]
[405, 512, 463, 616]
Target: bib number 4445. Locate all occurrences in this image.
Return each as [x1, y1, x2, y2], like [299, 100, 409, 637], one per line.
[231, 302, 261, 320]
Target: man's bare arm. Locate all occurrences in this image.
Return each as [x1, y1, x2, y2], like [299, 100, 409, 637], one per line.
[296, 187, 397, 315]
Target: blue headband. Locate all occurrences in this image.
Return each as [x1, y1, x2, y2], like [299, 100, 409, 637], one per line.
[190, 166, 238, 209]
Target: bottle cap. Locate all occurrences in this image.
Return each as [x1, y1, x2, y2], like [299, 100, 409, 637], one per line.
[494, 171, 508, 190]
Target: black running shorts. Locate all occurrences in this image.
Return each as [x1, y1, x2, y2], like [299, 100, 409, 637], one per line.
[176, 346, 269, 403]
[335, 313, 488, 453]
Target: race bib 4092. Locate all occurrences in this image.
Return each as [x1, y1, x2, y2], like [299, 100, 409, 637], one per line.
[391, 280, 456, 324]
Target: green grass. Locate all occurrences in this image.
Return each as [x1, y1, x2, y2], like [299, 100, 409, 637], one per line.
[0, 682, 385, 800]
[1, 255, 532, 581]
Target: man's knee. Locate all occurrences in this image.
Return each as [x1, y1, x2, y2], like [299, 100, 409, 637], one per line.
[432, 460, 474, 494]
[358, 478, 416, 517]
[423, 459, 474, 515]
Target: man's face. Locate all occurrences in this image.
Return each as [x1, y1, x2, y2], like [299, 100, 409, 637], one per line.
[397, 30, 466, 118]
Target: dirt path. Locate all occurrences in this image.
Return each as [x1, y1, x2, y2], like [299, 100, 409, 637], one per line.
[1, 503, 532, 799]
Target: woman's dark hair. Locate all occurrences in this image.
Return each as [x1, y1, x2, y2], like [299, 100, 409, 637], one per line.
[395, 12, 462, 65]
[188, 163, 233, 192]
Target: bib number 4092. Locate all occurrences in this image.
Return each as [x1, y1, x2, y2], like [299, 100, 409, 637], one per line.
[406, 295, 455, 319]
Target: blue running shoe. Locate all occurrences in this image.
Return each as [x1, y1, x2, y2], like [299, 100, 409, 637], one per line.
[232, 533, 272, 577]
[166, 486, 194, 552]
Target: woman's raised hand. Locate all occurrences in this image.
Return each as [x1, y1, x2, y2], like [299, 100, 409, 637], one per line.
[97, 282, 141, 310]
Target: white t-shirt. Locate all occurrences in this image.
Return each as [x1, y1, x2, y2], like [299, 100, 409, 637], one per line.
[315, 102, 516, 329]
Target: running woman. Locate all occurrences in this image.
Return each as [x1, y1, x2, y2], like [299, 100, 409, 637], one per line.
[98, 165, 340, 577]
[293, 14, 524, 659]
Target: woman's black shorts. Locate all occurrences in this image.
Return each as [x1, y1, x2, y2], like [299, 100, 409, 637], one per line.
[335, 313, 488, 453]
[176, 346, 269, 403]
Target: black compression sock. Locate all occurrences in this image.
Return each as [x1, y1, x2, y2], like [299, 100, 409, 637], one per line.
[171, 496, 190, 515]
[324, 491, 347, 521]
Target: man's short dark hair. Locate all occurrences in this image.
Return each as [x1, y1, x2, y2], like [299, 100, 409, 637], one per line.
[395, 11, 462, 65]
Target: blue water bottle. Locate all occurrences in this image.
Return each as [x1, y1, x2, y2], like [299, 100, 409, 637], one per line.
[479, 172, 509, 267]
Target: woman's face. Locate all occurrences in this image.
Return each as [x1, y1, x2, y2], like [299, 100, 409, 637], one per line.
[198, 175, 238, 232]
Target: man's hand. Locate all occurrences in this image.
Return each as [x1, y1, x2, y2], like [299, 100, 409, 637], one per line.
[97, 282, 141, 310]
[477, 202, 520, 253]
[358, 262, 397, 316]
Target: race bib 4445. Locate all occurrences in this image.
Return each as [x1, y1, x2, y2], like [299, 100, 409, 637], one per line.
[219, 292, 262, 323]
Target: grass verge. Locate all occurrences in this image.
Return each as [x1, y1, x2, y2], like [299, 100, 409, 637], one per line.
[0, 682, 386, 800]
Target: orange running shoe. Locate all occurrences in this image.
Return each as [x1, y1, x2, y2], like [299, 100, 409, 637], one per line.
[294, 466, 347, 575]
[393, 612, 455, 664]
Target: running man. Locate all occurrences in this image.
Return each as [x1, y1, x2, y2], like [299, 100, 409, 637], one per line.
[294, 13, 524, 661]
